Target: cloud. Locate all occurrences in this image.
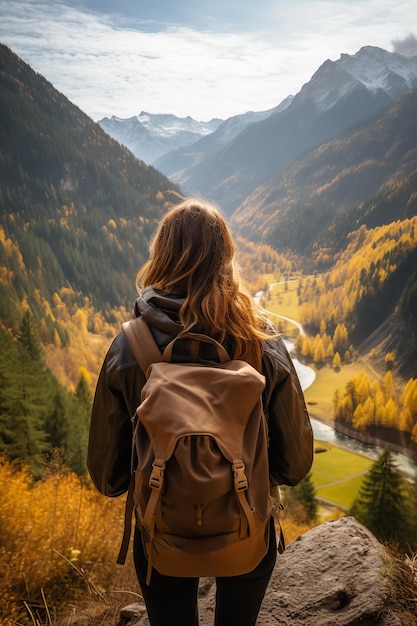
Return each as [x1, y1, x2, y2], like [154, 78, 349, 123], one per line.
[392, 33, 417, 56]
[0, 0, 314, 120]
[1, 0, 417, 121]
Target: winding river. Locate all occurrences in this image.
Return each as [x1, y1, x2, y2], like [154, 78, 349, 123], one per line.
[259, 289, 417, 479]
[291, 350, 417, 479]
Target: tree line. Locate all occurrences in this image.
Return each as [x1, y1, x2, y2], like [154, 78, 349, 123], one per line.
[0, 312, 91, 476]
[334, 369, 417, 448]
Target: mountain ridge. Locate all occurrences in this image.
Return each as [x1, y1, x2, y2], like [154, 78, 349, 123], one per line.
[98, 111, 223, 165]
[175, 46, 417, 214]
[152, 103, 286, 180]
[232, 86, 417, 252]
[99, 45, 417, 217]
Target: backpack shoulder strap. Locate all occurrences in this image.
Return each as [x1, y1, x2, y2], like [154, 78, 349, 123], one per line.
[117, 317, 162, 566]
[122, 316, 162, 374]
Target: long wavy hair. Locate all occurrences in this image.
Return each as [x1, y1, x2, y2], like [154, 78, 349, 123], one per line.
[136, 199, 272, 362]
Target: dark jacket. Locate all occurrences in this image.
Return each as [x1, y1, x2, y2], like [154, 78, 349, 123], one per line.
[88, 288, 314, 497]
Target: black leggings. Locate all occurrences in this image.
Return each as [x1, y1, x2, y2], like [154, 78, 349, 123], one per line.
[133, 518, 277, 626]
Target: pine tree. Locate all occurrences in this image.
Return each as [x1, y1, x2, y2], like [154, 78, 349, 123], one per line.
[350, 449, 411, 548]
[44, 379, 71, 451]
[65, 369, 92, 475]
[0, 322, 74, 475]
[292, 472, 318, 522]
[17, 310, 42, 360]
[0, 325, 49, 474]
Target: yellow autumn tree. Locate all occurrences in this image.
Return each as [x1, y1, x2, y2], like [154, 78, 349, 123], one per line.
[313, 334, 326, 364]
[383, 370, 394, 402]
[383, 398, 398, 429]
[403, 378, 417, 415]
[333, 323, 349, 357]
[352, 404, 368, 431]
[332, 351, 341, 370]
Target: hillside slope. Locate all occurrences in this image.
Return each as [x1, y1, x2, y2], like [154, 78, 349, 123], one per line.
[0, 44, 181, 333]
[233, 87, 417, 255]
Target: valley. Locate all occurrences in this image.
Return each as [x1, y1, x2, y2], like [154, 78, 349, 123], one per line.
[1, 38, 417, 624]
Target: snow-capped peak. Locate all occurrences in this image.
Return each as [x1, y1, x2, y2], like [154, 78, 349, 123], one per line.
[98, 112, 223, 165]
[295, 45, 417, 113]
[337, 46, 417, 96]
[135, 111, 221, 139]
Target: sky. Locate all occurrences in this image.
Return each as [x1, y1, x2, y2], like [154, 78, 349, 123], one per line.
[1, 0, 417, 122]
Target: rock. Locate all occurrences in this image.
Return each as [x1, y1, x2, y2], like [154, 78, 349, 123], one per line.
[117, 603, 147, 626]
[256, 516, 389, 625]
[122, 517, 413, 625]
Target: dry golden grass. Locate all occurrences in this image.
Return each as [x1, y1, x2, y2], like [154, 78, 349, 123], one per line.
[0, 456, 139, 625]
[0, 454, 349, 626]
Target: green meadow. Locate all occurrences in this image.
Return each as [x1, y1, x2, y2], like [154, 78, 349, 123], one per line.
[311, 442, 373, 510]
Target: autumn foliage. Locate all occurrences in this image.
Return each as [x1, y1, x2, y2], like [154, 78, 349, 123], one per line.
[0, 456, 138, 625]
[298, 217, 417, 344]
[334, 370, 417, 443]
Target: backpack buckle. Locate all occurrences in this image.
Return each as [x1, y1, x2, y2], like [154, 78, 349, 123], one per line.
[233, 462, 248, 492]
[149, 460, 165, 490]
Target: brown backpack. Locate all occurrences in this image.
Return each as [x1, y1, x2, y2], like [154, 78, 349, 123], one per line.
[118, 316, 276, 584]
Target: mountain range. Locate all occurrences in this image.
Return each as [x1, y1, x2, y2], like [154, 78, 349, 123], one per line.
[99, 112, 222, 166]
[99, 46, 417, 216]
[233, 86, 417, 254]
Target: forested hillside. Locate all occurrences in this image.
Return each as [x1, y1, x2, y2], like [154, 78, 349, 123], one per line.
[232, 88, 417, 374]
[0, 43, 183, 474]
[233, 87, 417, 255]
[296, 218, 417, 375]
[0, 44, 182, 336]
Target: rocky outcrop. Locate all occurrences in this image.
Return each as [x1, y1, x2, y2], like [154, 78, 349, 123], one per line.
[120, 517, 416, 625]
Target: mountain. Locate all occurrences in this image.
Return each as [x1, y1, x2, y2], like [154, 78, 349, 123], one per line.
[98, 112, 222, 165]
[153, 99, 293, 179]
[97, 46, 417, 217]
[233, 86, 417, 253]
[0, 44, 181, 334]
[174, 46, 417, 214]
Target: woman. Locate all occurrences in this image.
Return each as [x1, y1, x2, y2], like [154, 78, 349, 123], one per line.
[88, 198, 313, 626]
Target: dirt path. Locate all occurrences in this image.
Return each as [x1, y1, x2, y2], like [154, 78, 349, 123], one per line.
[316, 469, 369, 489]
